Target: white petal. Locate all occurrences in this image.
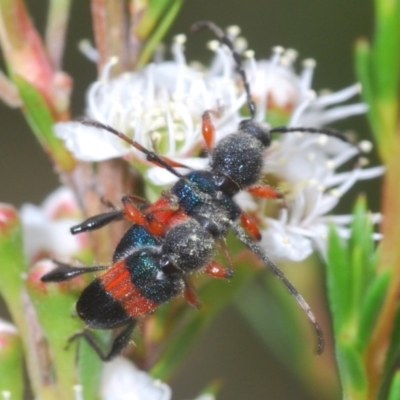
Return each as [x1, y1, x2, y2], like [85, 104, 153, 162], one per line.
[312, 84, 361, 108]
[55, 122, 130, 161]
[303, 104, 368, 126]
[20, 187, 84, 262]
[100, 357, 171, 400]
[0, 318, 17, 335]
[234, 191, 258, 212]
[20, 204, 81, 261]
[146, 157, 209, 186]
[325, 166, 385, 187]
[260, 220, 314, 262]
[42, 186, 78, 218]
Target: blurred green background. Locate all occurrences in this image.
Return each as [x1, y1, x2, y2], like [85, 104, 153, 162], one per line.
[0, 1, 377, 399]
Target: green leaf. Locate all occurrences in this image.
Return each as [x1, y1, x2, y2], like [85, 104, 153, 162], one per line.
[336, 344, 367, 396]
[388, 370, 400, 400]
[13, 76, 75, 172]
[27, 262, 102, 400]
[327, 197, 378, 341]
[373, 0, 400, 102]
[136, 0, 184, 68]
[372, 0, 400, 148]
[346, 197, 383, 353]
[0, 205, 26, 313]
[0, 205, 61, 399]
[349, 196, 371, 256]
[357, 270, 390, 351]
[354, 40, 380, 139]
[326, 225, 350, 332]
[326, 198, 382, 398]
[0, 328, 24, 400]
[349, 197, 374, 315]
[355, 0, 400, 158]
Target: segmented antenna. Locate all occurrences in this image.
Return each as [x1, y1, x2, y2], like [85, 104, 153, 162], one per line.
[271, 126, 350, 144]
[80, 120, 185, 179]
[270, 126, 362, 166]
[42, 261, 107, 282]
[191, 21, 362, 166]
[230, 222, 325, 355]
[191, 20, 256, 119]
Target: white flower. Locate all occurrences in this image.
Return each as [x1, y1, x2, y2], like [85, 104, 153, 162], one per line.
[249, 48, 367, 126]
[56, 35, 245, 185]
[20, 187, 85, 263]
[207, 29, 380, 262]
[206, 30, 381, 262]
[236, 134, 383, 262]
[100, 357, 215, 400]
[207, 27, 368, 126]
[56, 26, 381, 262]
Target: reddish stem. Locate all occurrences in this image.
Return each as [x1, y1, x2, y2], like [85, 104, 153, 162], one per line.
[365, 133, 400, 398]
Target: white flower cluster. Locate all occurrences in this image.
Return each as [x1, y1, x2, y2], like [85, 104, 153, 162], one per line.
[56, 35, 244, 185]
[52, 29, 381, 263]
[16, 28, 383, 400]
[228, 35, 382, 261]
[238, 133, 383, 262]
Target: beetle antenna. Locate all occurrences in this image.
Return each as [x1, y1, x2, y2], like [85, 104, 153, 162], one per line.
[270, 126, 362, 167]
[80, 120, 186, 179]
[230, 222, 325, 355]
[191, 20, 256, 119]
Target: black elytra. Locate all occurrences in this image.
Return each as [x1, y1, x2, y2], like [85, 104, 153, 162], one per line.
[77, 279, 131, 330]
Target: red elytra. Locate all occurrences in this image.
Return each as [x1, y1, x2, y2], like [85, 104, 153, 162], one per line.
[101, 260, 158, 317]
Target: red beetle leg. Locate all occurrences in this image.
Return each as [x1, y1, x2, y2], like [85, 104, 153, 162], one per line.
[247, 184, 283, 199]
[183, 276, 201, 309]
[202, 111, 215, 150]
[240, 212, 262, 241]
[122, 196, 148, 227]
[204, 260, 234, 279]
